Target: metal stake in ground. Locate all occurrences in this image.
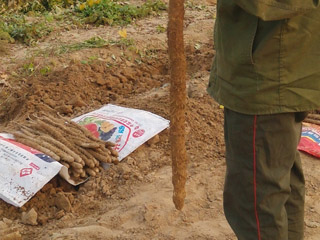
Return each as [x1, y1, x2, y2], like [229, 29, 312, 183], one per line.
[168, 0, 187, 210]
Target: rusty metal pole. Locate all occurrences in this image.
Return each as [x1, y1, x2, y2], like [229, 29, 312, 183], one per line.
[168, 0, 187, 210]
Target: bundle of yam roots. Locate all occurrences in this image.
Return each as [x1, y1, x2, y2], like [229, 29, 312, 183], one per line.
[304, 113, 320, 125]
[12, 113, 119, 181]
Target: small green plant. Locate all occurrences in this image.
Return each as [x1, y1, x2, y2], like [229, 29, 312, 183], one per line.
[80, 55, 99, 64]
[0, 14, 52, 45]
[0, 0, 79, 14]
[0, 29, 15, 43]
[58, 36, 108, 53]
[39, 66, 51, 75]
[88, 55, 98, 61]
[76, 0, 167, 26]
[44, 12, 54, 22]
[156, 24, 166, 33]
[109, 37, 134, 47]
[185, 0, 206, 10]
[58, 36, 134, 54]
[23, 62, 35, 75]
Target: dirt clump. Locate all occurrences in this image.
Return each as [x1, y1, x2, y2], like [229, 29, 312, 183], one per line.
[21, 208, 38, 226]
[0, 53, 169, 127]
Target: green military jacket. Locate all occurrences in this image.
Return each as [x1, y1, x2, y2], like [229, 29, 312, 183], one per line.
[207, 0, 320, 115]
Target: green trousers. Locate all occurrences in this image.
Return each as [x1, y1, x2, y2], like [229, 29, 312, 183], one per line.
[223, 109, 305, 240]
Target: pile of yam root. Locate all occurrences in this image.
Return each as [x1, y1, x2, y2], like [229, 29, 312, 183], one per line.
[12, 113, 119, 181]
[304, 113, 320, 125]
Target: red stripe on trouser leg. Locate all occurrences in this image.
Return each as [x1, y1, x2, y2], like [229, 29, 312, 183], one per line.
[253, 115, 261, 240]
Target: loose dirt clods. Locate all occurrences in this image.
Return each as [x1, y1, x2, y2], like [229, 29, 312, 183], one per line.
[21, 208, 38, 226]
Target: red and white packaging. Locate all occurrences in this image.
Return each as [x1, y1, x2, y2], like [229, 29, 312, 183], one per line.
[0, 134, 62, 207]
[0, 104, 169, 207]
[298, 123, 320, 158]
[73, 104, 170, 161]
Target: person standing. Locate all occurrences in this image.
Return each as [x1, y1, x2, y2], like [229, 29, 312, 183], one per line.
[207, 1, 320, 239]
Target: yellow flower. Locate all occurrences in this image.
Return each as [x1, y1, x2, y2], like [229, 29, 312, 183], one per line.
[118, 29, 127, 39]
[87, 0, 94, 7]
[94, 0, 101, 4]
[79, 3, 86, 10]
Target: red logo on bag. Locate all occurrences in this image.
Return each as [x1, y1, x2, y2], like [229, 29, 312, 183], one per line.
[20, 168, 33, 177]
[132, 129, 145, 138]
[29, 163, 40, 170]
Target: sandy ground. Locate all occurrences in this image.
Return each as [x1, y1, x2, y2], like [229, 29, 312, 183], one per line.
[1, 1, 320, 239]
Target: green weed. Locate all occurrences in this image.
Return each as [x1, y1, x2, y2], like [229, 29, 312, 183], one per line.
[76, 0, 167, 26]
[156, 24, 166, 33]
[58, 36, 108, 53]
[80, 55, 99, 64]
[0, 0, 79, 14]
[0, 15, 52, 45]
[185, 0, 206, 10]
[57, 36, 134, 54]
[23, 61, 35, 75]
[39, 66, 51, 75]
[108, 38, 135, 47]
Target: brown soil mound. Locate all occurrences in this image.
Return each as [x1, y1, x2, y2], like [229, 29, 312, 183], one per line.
[0, 53, 169, 126]
[0, 36, 221, 239]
